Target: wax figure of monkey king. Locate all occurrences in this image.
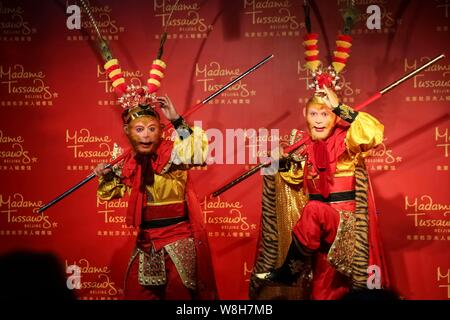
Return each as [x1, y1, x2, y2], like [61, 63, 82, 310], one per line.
[94, 57, 216, 300]
[251, 33, 390, 300]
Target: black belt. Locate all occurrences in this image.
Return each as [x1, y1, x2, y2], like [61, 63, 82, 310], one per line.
[308, 191, 356, 203]
[140, 216, 188, 229]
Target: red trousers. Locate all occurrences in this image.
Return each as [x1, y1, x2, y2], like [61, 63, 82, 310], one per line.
[124, 251, 193, 300]
[293, 200, 355, 300]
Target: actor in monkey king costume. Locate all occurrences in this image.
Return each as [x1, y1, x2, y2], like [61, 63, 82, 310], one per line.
[253, 32, 389, 300]
[95, 57, 216, 300]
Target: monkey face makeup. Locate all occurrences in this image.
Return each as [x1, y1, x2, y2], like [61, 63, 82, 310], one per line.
[124, 116, 162, 155]
[304, 103, 337, 141]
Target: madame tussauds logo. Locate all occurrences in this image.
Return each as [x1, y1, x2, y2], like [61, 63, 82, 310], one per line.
[201, 196, 251, 231]
[437, 267, 450, 299]
[0, 1, 34, 36]
[65, 129, 114, 161]
[243, 0, 300, 30]
[0, 130, 37, 166]
[153, 0, 209, 33]
[0, 65, 56, 101]
[366, 138, 402, 170]
[436, 127, 450, 158]
[65, 258, 118, 296]
[245, 130, 288, 160]
[367, 140, 396, 163]
[78, 1, 120, 35]
[195, 62, 251, 98]
[405, 195, 450, 231]
[96, 197, 127, 224]
[405, 57, 450, 90]
[0, 193, 52, 229]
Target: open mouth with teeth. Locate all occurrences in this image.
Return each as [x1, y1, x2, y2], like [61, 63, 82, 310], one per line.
[313, 126, 326, 132]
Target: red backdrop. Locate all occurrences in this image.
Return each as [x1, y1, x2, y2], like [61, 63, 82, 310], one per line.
[0, 0, 449, 300]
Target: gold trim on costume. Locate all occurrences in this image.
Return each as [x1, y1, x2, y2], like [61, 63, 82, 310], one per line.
[334, 104, 358, 122]
[274, 174, 308, 268]
[137, 247, 167, 286]
[289, 129, 308, 162]
[327, 210, 356, 277]
[165, 238, 197, 290]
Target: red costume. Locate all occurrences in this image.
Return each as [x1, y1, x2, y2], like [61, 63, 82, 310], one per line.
[251, 30, 389, 300]
[98, 123, 216, 300]
[291, 106, 389, 299]
[98, 123, 217, 300]
[252, 103, 390, 300]
[96, 51, 217, 300]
